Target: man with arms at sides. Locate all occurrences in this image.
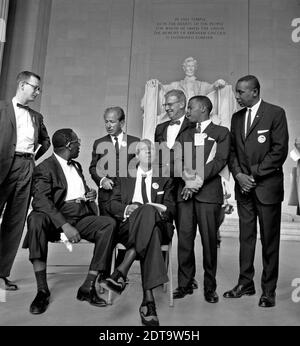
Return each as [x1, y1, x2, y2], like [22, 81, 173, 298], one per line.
[154, 89, 199, 290]
[23, 129, 117, 314]
[100, 139, 176, 326]
[89, 106, 139, 215]
[174, 96, 230, 302]
[0, 71, 50, 291]
[223, 75, 289, 308]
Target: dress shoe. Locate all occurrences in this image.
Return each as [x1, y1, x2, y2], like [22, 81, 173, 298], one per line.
[139, 301, 160, 326]
[100, 269, 127, 295]
[191, 278, 198, 289]
[173, 286, 193, 299]
[95, 271, 107, 296]
[77, 285, 107, 307]
[223, 283, 256, 298]
[204, 289, 219, 303]
[0, 277, 18, 291]
[30, 290, 50, 314]
[258, 292, 276, 308]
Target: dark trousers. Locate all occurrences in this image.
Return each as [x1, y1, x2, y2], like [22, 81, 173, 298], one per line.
[177, 198, 220, 290]
[23, 204, 117, 272]
[118, 205, 172, 290]
[237, 194, 281, 293]
[0, 156, 34, 277]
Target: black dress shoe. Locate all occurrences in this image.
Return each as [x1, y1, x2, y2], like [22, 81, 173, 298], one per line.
[139, 301, 160, 326]
[173, 286, 193, 299]
[30, 290, 50, 314]
[100, 269, 127, 295]
[223, 283, 256, 298]
[95, 271, 107, 296]
[77, 285, 107, 307]
[0, 277, 18, 291]
[204, 290, 219, 303]
[258, 293, 276, 308]
[191, 278, 198, 290]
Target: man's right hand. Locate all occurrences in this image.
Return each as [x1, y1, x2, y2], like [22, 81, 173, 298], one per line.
[61, 223, 81, 243]
[236, 173, 256, 193]
[125, 204, 139, 218]
[101, 177, 114, 190]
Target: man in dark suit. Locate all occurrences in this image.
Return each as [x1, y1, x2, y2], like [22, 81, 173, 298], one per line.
[173, 96, 230, 302]
[23, 129, 117, 314]
[0, 71, 50, 290]
[154, 89, 191, 178]
[100, 139, 176, 326]
[89, 106, 139, 215]
[223, 75, 289, 308]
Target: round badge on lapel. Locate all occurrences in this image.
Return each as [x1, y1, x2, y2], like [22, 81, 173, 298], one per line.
[121, 141, 127, 147]
[152, 182, 159, 189]
[258, 135, 266, 144]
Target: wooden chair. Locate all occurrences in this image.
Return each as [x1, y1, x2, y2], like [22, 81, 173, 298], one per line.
[106, 241, 174, 307]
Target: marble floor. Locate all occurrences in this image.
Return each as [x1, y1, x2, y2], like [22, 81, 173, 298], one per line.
[1, 229, 300, 326]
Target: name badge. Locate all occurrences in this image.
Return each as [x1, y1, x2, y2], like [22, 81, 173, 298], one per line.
[194, 133, 207, 146]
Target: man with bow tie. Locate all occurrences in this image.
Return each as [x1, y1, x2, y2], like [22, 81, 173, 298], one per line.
[22, 129, 117, 314]
[0, 71, 50, 291]
[100, 139, 176, 326]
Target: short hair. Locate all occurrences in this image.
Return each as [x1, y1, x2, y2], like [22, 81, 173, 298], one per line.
[104, 106, 125, 122]
[136, 139, 154, 155]
[182, 56, 197, 70]
[16, 71, 41, 84]
[237, 75, 260, 94]
[52, 128, 75, 149]
[165, 89, 186, 108]
[189, 95, 213, 114]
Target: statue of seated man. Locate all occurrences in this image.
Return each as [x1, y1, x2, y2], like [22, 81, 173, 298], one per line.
[141, 56, 236, 141]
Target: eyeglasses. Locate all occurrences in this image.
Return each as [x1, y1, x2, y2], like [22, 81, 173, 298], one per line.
[24, 81, 42, 93]
[69, 138, 81, 145]
[163, 101, 179, 108]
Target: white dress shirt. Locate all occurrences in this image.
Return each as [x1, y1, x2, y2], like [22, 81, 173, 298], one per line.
[54, 154, 86, 201]
[244, 99, 262, 136]
[110, 132, 124, 149]
[198, 119, 212, 133]
[12, 97, 35, 154]
[132, 166, 152, 204]
[166, 115, 185, 149]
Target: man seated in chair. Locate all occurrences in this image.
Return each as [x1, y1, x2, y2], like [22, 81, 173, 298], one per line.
[100, 139, 176, 326]
[23, 128, 117, 314]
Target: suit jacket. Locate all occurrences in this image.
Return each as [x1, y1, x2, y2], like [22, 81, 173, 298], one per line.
[31, 154, 97, 229]
[105, 175, 176, 225]
[229, 100, 289, 204]
[0, 100, 50, 185]
[155, 117, 191, 177]
[89, 133, 140, 186]
[178, 122, 230, 204]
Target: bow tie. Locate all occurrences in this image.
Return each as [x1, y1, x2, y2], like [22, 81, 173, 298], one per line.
[169, 120, 181, 126]
[67, 160, 74, 166]
[17, 103, 30, 111]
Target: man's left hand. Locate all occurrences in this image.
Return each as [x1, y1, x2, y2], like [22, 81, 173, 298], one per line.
[85, 189, 97, 201]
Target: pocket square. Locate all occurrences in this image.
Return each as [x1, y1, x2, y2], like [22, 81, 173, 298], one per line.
[257, 129, 269, 134]
[157, 191, 164, 195]
[208, 137, 215, 141]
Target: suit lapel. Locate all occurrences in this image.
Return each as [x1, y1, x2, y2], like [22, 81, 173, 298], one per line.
[28, 108, 39, 148]
[8, 101, 16, 129]
[246, 101, 264, 138]
[52, 154, 68, 191]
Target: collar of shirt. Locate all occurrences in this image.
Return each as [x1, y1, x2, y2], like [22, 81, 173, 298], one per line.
[166, 115, 185, 149]
[110, 132, 124, 148]
[248, 98, 262, 119]
[198, 119, 211, 133]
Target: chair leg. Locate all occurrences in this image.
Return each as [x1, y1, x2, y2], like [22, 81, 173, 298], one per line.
[107, 246, 117, 305]
[168, 242, 174, 307]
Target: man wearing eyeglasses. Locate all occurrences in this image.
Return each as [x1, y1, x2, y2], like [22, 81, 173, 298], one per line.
[0, 71, 50, 291]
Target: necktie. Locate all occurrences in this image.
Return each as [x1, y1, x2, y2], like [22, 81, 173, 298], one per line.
[114, 136, 120, 176]
[17, 103, 30, 111]
[141, 174, 149, 204]
[246, 108, 252, 136]
[169, 120, 181, 126]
